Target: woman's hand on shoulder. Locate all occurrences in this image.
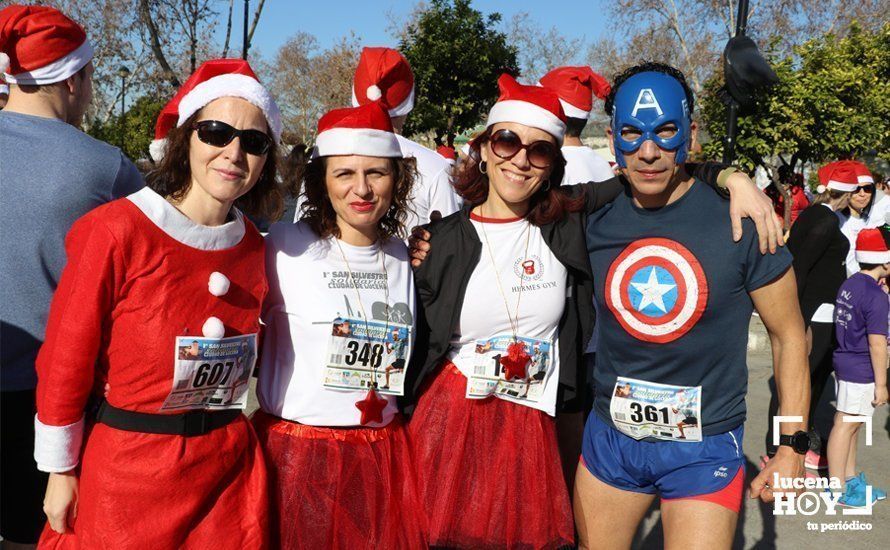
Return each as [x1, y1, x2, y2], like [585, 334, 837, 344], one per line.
[44, 470, 79, 534]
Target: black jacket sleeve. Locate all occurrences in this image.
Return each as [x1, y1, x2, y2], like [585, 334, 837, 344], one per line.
[787, 212, 833, 300]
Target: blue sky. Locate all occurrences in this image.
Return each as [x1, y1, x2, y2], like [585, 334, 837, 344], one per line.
[222, 0, 611, 57]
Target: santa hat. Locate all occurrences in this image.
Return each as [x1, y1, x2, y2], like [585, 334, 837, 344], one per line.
[0, 5, 93, 85]
[486, 73, 567, 144]
[436, 144, 456, 163]
[850, 160, 874, 184]
[351, 47, 415, 117]
[815, 161, 858, 194]
[150, 58, 281, 162]
[538, 66, 610, 119]
[855, 228, 890, 265]
[315, 102, 401, 158]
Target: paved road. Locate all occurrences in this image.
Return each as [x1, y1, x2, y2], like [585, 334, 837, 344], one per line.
[247, 347, 890, 549]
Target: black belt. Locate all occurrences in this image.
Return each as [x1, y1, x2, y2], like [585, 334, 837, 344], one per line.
[95, 401, 242, 437]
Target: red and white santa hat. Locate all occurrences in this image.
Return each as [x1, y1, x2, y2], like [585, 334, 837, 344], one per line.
[0, 5, 93, 86]
[351, 47, 415, 118]
[486, 73, 567, 144]
[850, 160, 874, 184]
[315, 102, 402, 158]
[538, 66, 610, 119]
[855, 228, 890, 265]
[150, 58, 281, 162]
[436, 144, 456, 163]
[816, 161, 859, 194]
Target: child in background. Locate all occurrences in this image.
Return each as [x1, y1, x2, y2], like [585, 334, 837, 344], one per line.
[827, 227, 890, 506]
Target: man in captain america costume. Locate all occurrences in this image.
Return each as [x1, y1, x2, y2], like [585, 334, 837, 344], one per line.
[574, 63, 810, 549]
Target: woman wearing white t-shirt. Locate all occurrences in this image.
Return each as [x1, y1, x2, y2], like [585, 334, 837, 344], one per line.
[253, 102, 425, 549]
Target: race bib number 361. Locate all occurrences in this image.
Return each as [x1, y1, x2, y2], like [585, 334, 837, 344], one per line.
[162, 334, 257, 411]
[323, 317, 412, 396]
[609, 377, 702, 442]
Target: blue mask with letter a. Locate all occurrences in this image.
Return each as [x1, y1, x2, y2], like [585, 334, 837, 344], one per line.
[611, 71, 691, 168]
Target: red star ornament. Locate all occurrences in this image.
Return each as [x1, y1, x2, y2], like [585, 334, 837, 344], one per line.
[500, 340, 531, 381]
[355, 389, 387, 425]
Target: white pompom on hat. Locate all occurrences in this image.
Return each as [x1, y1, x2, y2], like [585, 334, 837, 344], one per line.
[855, 228, 890, 265]
[351, 47, 415, 117]
[0, 5, 94, 85]
[150, 58, 281, 162]
[486, 73, 567, 144]
[314, 102, 402, 158]
[537, 66, 611, 119]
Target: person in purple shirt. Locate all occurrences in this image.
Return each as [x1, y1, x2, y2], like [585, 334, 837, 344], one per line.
[827, 227, 890, 506]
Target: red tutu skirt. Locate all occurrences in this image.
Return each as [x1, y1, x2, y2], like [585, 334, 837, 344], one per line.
[251, 411, 427, 550]
[408, 363, 574, 549]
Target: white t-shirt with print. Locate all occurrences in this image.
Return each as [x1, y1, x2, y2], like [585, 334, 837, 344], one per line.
[448, 214, 567, 415]
[258, 221, 415, 427]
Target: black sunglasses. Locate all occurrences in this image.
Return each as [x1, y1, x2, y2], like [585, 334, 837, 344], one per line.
[854, 184, 875, 194]
[489, 129, 558, 169]
[192, 120, 273, 156]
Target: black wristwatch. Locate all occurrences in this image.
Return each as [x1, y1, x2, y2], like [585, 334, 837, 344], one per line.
[779, 431, 809, 454]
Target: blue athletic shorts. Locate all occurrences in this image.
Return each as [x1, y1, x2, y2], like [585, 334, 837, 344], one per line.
[581, 412, 745, 500]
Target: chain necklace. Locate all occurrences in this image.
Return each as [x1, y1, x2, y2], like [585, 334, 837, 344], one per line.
[334, 236, 390, 385]
[476, 205, 532, 341]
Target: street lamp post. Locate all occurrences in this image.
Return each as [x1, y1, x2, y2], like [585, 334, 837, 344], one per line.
[242, 0, 249, 59]
[118, 65, 131, 149]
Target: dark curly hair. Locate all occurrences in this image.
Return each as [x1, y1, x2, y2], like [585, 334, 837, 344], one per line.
[146, 110, 283, 221]
[604, 62, 695, 117]
[453, 127, 585, 226]
[290, 147, 417, 240]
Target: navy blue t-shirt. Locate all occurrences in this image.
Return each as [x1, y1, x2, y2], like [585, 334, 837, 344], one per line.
[587, 181, 792, 435]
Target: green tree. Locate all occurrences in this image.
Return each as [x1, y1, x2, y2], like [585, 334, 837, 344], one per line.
[701, 22, 889, 227]
[399, 0, 519, 146]
[89, 95, 166, 161]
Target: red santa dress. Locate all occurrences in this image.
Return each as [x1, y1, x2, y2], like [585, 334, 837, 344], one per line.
[34, 187, 269, 549]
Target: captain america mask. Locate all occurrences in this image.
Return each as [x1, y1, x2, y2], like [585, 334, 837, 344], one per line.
[611, 71, 691, 168]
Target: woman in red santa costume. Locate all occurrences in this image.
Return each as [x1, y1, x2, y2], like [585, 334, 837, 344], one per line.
[404, 74, 779, 549]
[35, 58, 283, 549]
[252, 101, 426, 549]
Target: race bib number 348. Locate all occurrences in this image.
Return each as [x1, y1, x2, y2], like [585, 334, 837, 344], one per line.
[609, 377, 702, 442]
[323, 317, 412, 396]
[162, 334, 257, 411]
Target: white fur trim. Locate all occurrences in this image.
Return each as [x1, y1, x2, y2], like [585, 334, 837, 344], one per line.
[177, 73, 282, 142]
[858, 174, 874, 184]
[486, 100, 566, 144]
[0, 84, 8, 95]
[557, 98, 590, 119]
[208, 271, 230, 296]
[827, 179, 858, 192]
[149, 139, 167, 162]
[856, 250, 890, 264]
[4, 40, 93, 86]
[127, 187, 246, 250]
[367, 85, 382, 100]
[315, 127, 402, 157]
[34, 414, 84, 473]
[202, 316, 226, 338]
[351, 85, 415, 117]
[0, 52, 9, 74]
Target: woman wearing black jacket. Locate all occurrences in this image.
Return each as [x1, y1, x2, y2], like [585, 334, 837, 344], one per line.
[404, 74, 774, 549]
[765, 161, 855, 465]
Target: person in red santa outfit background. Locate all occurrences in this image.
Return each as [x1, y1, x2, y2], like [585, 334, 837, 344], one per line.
[34, 58, 283, 549]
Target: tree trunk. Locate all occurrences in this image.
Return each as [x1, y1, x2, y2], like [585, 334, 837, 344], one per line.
[768, 159, 793, 230]
[189, 0, 198, 74]
[222, 0, 234, 58]
[138, 0, 181, 88]
[246, 0, 267, 51]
